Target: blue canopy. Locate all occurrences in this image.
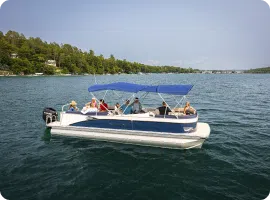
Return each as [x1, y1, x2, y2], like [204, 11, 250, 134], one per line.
[141, 85, 193, 95]
[88, 82, 193, 95]
[88, 82, 147, 93]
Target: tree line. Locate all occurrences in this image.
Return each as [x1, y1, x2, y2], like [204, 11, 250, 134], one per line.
[245, 67, 270, 74]
[0, 30, 199, 75]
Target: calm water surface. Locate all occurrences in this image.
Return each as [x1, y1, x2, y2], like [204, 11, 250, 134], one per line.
[0, 74, 269, 200]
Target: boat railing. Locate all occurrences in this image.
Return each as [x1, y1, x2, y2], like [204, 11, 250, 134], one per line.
[62, 103, 70, 111]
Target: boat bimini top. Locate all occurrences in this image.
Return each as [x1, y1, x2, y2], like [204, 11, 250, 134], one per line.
[88, 82, 193, 95]
[86, 82, 194, 118]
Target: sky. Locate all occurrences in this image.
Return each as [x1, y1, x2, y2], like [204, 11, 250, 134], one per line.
[0, 0, 270, 70]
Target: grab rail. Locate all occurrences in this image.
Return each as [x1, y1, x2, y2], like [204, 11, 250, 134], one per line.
[62, 104, 69, 111]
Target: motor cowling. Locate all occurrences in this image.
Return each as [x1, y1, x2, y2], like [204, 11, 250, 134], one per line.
[43, 107, 58, 123]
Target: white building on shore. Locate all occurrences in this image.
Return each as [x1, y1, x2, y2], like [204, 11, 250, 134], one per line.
[11, 53, 18, 59]
[45, 60, 57, 67]
[35, 73, 43, 75]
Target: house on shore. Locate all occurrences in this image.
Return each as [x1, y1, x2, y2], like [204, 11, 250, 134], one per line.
[11, 53, 18, 59]
[45, 60, 57, 67]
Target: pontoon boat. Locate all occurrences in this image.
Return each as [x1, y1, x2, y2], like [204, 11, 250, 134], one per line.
[44, 82, 211, 149]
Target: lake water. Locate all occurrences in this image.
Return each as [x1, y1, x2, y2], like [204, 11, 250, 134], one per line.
[0, 74, 269, 200]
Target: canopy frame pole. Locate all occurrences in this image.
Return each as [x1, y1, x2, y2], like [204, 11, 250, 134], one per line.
[121, 93, 135, 115]
[139, 92, 149, 109]
[113, 91, 126, 104]
[173, 95, 185, 110]
[181, 96, 187, 108]
[91, 91, 114, 115]
[158, 93, 178, 119]
[112, 90, 126, 114]
[101, 90, 114, 115]
[102, 90, 108, 101]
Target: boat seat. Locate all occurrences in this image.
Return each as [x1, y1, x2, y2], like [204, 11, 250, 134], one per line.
[172, 107, 184, 113]
[66, 111, 109, 116]
[155, 115, 178, 119]
[155, 113, 197, 119]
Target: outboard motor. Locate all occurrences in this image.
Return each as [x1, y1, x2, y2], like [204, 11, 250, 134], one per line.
[43, 107, 58, 123]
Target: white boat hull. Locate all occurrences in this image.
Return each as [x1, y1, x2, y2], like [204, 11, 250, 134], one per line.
[48, 122, 210, 149]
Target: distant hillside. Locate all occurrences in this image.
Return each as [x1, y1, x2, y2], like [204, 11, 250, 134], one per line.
[0, 30, 198, 75]
[245, 67, 270, 74]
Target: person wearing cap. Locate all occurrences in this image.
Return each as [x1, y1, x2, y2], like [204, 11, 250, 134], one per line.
[68, 100, 79, 111]
[120, 100, 132, 114]
[130, 97, 142, 114]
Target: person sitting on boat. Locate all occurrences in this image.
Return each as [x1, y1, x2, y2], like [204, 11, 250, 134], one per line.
[157, 101, 171, 115]
[183, 101, 196, 115]
[130, 97, 142, 114]
[99, 99, 108, 112]
[115, 102, 120, 111]
[114, 103, 122, 115]
[81, 102, 98, 114]
[68, 100, 79, 111]
[80, 98, 98, 114]
[120, 100, 132, 114]
[90, 98, 98, 108]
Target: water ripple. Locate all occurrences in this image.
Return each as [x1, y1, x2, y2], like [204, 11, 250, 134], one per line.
[0, 75, 269, 200]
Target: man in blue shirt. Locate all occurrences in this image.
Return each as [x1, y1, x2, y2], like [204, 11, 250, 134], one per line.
[120, 100, 132, 114]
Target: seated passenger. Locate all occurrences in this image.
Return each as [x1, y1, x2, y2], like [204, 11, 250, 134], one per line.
[157, 101, 171, 115]
[183, 101, 196, 115]
[130, 97, 142, 114]
[114, 103, 120, 111]
[114, 103, 121, 115]
[90, 98, 98, 108]
[120, 100, 132, 114]
[81, 102, 98, 114]
[68, 100, 79, 111]
[99, 99, 108, 112]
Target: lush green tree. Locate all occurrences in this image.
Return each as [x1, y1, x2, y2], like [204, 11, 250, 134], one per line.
[61, 67, 69, 74]
[11, 58, 33, 74]
[0, 39, 12, 67]
[1, 30, 198, 75]
[5, 31, 26, 49]
[18, 42, 33, 60]
[43, 65, 56, 75]
[246, 67, 270, 74]
[0, 31, 4, 39]
[34, 62, 45, 73]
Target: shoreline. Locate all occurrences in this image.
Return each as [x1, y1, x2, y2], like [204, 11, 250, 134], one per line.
[0, 73, 269, 77]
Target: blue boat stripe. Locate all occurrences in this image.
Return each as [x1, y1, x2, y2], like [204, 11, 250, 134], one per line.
[71, 119, 197, 134]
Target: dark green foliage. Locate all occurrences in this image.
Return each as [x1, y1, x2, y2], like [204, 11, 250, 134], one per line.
[11, 58, 34, 74]
[245, 67, 270, 74]
[0, 30, 197, 75]
[43, 65, 56, 75]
